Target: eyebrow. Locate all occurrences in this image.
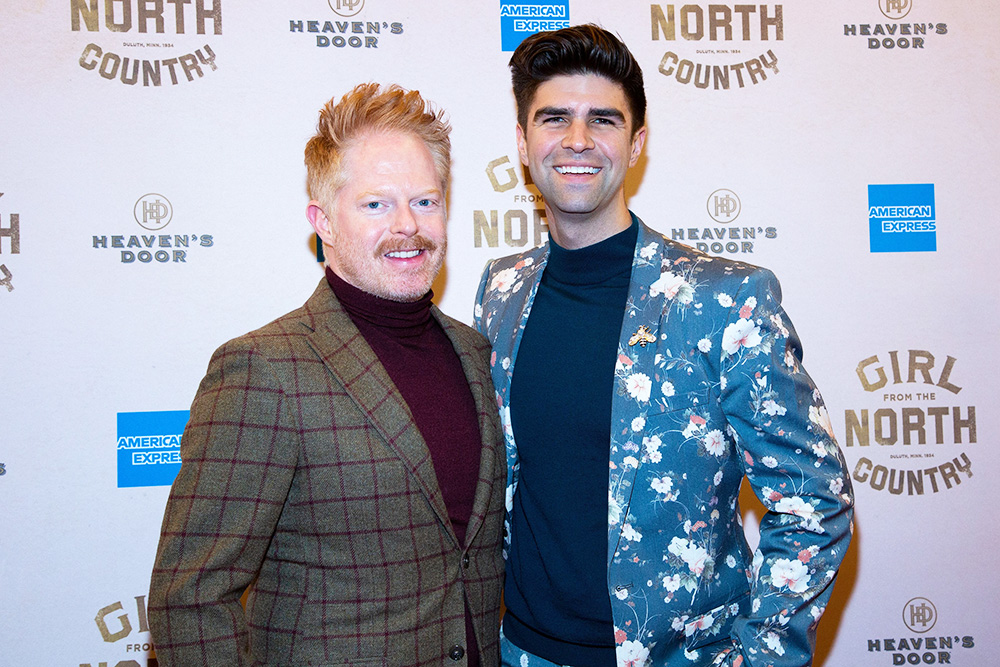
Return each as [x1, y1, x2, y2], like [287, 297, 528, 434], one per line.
[357, 187, 443, 200]
[412, 189, 443, 200]
[532, 106, 627, 124]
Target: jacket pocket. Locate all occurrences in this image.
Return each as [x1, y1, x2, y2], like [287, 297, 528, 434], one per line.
[652, 387, 712, 417]
[640, 386, 714, 431]
[683, 601, 737, 651]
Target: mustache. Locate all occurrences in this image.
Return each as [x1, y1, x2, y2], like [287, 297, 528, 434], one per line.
[376, 235, 444, 256]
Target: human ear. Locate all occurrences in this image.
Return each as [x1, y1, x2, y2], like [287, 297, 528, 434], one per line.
[629, 126, 647, 167]
[306, 200, 335, 247]
[516, 124, 529, 166]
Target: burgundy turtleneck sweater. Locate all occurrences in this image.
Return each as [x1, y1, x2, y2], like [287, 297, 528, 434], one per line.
[326, 268, 483, 665]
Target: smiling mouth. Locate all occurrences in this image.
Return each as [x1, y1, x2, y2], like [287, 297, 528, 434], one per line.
[555, 166, 601, 174]
[385, 249, 423, 259]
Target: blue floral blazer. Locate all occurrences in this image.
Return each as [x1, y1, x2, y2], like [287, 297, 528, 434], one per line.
[474, 217, 854, 667]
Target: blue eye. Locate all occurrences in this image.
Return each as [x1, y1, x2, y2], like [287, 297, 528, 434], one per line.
[416, 199, 432, 207]
[365, 201, 382, 210]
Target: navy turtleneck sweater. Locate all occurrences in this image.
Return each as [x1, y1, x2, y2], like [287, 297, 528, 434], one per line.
[326, 268, 482, 666]
[503, 219, 637, 667]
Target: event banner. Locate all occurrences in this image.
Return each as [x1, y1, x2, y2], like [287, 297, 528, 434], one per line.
[1, 1, 997, 665]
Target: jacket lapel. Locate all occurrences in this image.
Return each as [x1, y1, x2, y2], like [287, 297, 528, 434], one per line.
[493, 246, 549, 505]
[608, 220, 673, 560]
[297, 280, 457, 546]
[490, 246, 549, 399]
[435, 310, 500, 549]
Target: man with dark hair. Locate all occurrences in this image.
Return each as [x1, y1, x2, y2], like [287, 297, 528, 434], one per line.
[475, 25, 854, 667]
[149, 83, 505, 667]
[508, 24, 647, 137]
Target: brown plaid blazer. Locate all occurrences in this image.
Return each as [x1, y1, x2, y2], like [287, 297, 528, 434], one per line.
[148, 279, 505, 667]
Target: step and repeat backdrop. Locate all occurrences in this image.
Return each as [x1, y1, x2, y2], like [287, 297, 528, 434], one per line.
[2, 1, 998, 665]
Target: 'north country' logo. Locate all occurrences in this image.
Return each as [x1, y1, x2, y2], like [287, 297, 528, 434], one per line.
[117, 410, 188, 487]
[473, 154, 549, 249]
[0, 192, 20, 293]
[845, 349, 976, 497]
[83, 594, 158, 666]
[868, 183, 936, 253]
[500, 0, 570, 52]
[71, 0, 222, 87]
[651, 3, 783, 90]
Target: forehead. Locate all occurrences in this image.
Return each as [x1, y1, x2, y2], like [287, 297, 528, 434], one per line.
[340, 131, 438, 187]
[528, 73, 630, 115]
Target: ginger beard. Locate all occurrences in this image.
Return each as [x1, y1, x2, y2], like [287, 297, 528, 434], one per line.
[328, 224, 445, 302]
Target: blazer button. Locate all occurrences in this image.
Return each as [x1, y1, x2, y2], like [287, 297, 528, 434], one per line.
[449, 644, 465, 661]
[462, 554, 471, 568]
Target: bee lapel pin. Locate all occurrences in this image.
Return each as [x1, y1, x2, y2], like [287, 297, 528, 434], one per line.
[628, 325, 656, 347]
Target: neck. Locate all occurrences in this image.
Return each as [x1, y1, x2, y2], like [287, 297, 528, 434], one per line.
[544, 197, 632, 250]
[325, 267, 434, 334]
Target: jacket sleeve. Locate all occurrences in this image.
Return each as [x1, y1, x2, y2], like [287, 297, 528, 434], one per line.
[148, 338, 299, 666]
[715, 268, 855, 667]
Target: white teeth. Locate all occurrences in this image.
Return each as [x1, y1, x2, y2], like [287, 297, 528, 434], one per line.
[386, 250, 421, 259]
[556, 166, 600, 174]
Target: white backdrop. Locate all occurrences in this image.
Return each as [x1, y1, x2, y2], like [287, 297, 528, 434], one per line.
[2, 1, 998, 665]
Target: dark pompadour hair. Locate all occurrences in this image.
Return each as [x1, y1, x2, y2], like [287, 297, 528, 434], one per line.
[509, 24, 646, 135]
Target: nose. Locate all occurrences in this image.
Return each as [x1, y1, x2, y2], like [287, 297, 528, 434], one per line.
[389, 205, 418, 236]
[562, 119, 594, 153]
